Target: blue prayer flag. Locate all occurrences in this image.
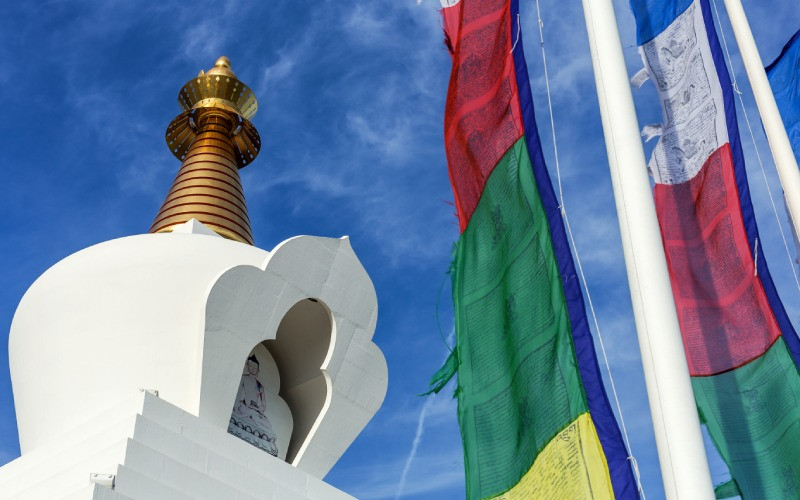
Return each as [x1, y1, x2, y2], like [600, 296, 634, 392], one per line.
[767, 29, 800, 163]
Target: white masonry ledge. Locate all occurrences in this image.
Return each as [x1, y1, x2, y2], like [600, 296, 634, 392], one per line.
[0, 391, 355, 500]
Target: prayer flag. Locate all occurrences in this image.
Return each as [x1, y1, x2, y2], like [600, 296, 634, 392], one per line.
[632, 1, 800, 496]
[767, 29, 800, 164]
[767, 30, 800, 275]
[430, 0, 637, 497]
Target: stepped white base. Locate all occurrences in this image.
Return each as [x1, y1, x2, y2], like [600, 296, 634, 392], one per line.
[0, 391, 353, 500]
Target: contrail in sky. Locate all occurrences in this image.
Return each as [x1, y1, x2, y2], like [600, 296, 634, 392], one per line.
[395, 329, 455, 499]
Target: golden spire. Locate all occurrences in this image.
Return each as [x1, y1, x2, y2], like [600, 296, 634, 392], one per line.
[149, 56, 261, 245]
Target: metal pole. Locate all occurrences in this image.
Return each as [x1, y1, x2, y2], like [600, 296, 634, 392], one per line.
[578, 0, 715, 497]
[723, 0, 800, 237]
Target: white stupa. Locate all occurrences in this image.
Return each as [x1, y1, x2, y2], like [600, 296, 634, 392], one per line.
[0, 57, 388, 499]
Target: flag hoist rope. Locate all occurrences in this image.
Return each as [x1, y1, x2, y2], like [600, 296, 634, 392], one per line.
[578, 0, 715, 496]
[709, 0, 800, 295]
[532, 1, 645, 496]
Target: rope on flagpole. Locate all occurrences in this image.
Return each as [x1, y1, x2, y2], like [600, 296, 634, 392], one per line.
[534, 1, 645, 497]
[710, 0, 800, 295]
[511, 13, 521, 53]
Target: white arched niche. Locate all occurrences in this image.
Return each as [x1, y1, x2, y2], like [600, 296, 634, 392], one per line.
[198, 236, 388, 478]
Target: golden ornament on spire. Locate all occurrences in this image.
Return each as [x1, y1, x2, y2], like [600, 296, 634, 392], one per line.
[149, 56, 261, 245]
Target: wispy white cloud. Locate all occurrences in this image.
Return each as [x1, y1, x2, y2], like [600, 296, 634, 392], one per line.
[177, 0, 247, 61]
[253, 10, 321, 98]
[62, 77, 172, 198]
[259, 50, 299, 94]
[346, 110, 414, 162]
[381, 385, 457, 429]
[343, 4, 391, 44]
[238, 0, 456, 268]
[182, 21, 228, 61]
[395, 394, 443, 499]
[395, 330, 455, 499]
[344, 449, 464, 500]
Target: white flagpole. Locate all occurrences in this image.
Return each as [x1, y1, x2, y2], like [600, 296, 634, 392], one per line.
[723, 0, 800, 238]
[578, 0, 715, 497]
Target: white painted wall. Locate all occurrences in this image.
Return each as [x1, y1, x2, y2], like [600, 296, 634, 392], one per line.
[9, 220, 388, 481]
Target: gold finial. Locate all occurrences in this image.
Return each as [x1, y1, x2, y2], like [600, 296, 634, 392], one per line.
[216, 56, 231, 67]
[149, 56, 262, 245]
[207, 56, 237, 78]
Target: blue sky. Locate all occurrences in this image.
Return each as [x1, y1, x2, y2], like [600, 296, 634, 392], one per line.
[0, 0, 798, 498]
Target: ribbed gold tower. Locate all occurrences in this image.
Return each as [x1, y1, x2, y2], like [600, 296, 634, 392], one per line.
[150, 56, 261, 245]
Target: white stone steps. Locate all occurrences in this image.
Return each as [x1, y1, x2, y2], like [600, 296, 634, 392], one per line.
[129, 396, 349, 499]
